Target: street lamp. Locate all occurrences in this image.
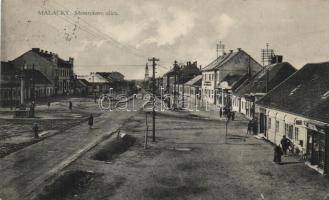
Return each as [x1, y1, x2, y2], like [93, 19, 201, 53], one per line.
[15, 62, 28, 109]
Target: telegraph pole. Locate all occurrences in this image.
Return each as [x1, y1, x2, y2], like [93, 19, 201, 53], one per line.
[148, 57, 159, 142]
[173, 60, 178, 109]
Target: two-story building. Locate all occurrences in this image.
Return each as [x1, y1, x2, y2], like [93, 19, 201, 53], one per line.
[201, 48, 262, 108]
[11, 48, 74, 95]
[233, 60, 296, 120]
[256, 62, 329, 175]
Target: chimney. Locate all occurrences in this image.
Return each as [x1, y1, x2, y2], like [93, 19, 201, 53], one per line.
[52, 53, 58, 63]
[32, 48, 40, 52]
[69, 57, 74, 65]
[271, 55, 283, 64]
[193, 61, 197, 67]
[237, 48, 241, 52]
[229, 50, 233, 53]
[199, 65, 202, 70]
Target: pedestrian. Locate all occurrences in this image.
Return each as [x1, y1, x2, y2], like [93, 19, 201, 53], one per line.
[247, 120, 253, 135]
[280, 135, 289, 156]
[219, 108, 223, 118]
[88, 114, 94, 129]
[32, 122, 39, 139]
[69, 101, 72, 110]
[252, 118, 258, 135]
[47, 101, 51, 110]
[274, 145, 283, 164]
[231, 111, 235, 121]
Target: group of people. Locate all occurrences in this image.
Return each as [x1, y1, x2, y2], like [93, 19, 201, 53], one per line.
[274, 135, 292, 164]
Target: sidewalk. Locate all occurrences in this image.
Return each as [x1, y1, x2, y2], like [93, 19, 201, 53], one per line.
[155, 96, 248, 122]
[0, 107, 138, 200]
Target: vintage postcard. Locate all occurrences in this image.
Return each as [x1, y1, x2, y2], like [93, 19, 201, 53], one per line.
[1, 0, 329, 199]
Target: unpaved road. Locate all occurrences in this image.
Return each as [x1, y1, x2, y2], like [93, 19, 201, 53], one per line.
[0, 96, 145, 200]
[43, 111, 329, 200]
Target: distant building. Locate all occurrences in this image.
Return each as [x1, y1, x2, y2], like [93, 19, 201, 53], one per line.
[97, 71, 125, 83]
[96, 71, 125, 93]
[73, 78, 89, 96]
[10, 48, 74, 95]
[86, 72, 110, 95]
[183, 75, 202, 108]
[256, 62, 329, 175]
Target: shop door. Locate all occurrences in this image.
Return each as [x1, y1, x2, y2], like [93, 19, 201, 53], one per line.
[259, 113, 265, 133]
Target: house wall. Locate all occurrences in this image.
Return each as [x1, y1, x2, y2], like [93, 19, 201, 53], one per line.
[262, 106, 308, 153]
[12, 50, 74, 95]
[201, 71, 215, 104]
[204, 51, 262, 107]
[183, 85, 201, 110]
[12, 51, 57, 84]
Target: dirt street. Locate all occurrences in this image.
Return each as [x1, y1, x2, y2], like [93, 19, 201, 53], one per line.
[39, 111, 329, 200]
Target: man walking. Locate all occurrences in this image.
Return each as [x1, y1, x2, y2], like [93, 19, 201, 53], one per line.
[32, 122, 39, 139]
[88, 114, 94, 129]
[280, 135, 290, 156]
[247, 120, 253, 135]
[69, 101, 72, 110]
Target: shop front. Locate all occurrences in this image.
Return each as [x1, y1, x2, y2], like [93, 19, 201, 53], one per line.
[305, 121, 329, 175]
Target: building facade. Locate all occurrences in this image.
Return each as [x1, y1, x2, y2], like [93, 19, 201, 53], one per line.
[201, 48, 263, 107]
[256, 62, 329, 175]
[11, 48, 74, 95]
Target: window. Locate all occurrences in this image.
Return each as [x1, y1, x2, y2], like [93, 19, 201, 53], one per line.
[294, 127, 299, 141]
[288, 125, 293, 139]
[275, 121, 279, 132]
[268, 118, 272, 129]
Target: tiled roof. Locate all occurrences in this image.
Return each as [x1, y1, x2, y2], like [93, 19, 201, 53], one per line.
[32, 49, 73, 68]
[76, 79, 89, 87]
[1, 65, 52, 86]
[257, 62, 329, 124]
[184, 75, 202, 86]
[202, 51, 238, 71]
[24, 69, 52, 85]
[97, 72, 125, 82]
[235, 62, 296, 96]
[79, 79, 90, 86]
[86, 73, 109, 83]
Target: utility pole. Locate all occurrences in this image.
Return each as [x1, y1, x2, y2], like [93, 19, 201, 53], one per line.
[148, 57, 159, 142]
[173, 60, 178, 109]
[32, 64, 35, 102]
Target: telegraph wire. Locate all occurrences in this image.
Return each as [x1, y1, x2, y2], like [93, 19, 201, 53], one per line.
[47, 1, 149, 59]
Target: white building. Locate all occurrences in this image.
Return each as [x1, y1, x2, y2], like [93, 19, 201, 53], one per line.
[201, 48, 262, 108]
[256, 62, 329, 175]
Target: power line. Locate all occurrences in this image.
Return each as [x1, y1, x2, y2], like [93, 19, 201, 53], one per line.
[76, 64, 146, 67]
[46, 1, 149, 59]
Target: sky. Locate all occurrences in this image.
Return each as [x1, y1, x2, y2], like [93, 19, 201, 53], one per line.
[2, 0, 329, 80]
